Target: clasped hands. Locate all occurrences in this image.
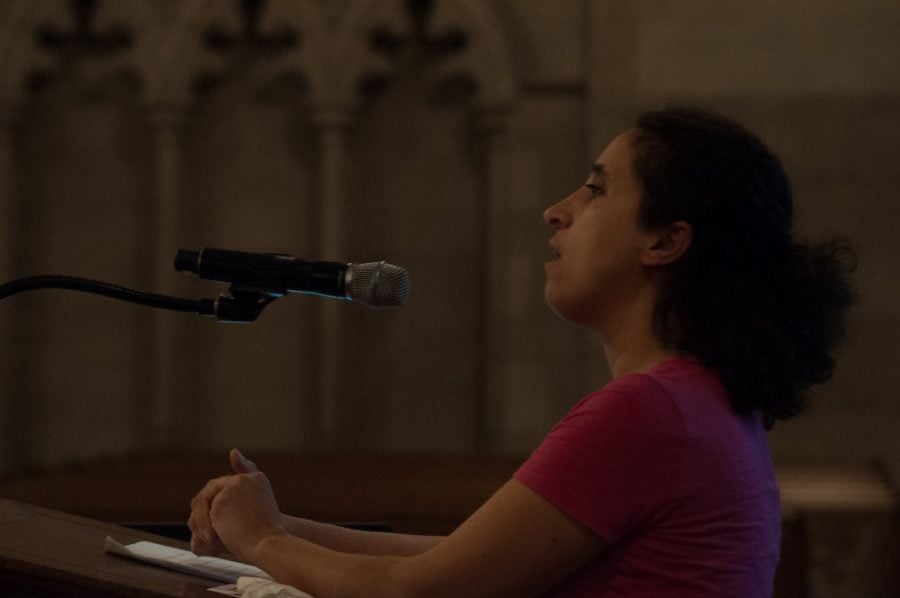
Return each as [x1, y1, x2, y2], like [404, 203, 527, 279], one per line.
[188, 448, 289, 563]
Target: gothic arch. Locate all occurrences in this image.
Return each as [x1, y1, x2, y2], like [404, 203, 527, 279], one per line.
[254, 0, 330, 106]
[148, 0, 328, 107]
[0, 0, 69, 106]
[332, 0, 517, 111]
[429, 0, 517, 107]
[0, 0, 161, 107]
[306, 0, 520, 451]
[89, 0, 170, 98]
[145, 0, 242, 107]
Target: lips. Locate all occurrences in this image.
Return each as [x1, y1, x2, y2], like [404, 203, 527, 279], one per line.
[548, 242, 561, 260]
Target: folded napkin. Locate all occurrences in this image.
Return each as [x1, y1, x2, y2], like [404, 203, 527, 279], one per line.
[237, 576, 315, 598]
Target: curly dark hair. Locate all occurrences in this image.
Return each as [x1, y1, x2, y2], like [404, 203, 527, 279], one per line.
[632, 106, 856, 428]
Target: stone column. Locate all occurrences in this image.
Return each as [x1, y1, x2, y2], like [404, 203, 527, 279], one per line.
[477, 107, 513, 451]
[143, 104, 189, 448]
[0, 106, 20, 278]
[587, 1, 639, 171]
[0, 104, 24, 471]
[309, 106, 353, 448]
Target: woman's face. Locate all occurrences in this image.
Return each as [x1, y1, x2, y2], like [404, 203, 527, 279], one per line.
[542, 132, 658, 329]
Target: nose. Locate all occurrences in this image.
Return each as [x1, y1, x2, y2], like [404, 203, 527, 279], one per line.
[543, 194, 573, 229]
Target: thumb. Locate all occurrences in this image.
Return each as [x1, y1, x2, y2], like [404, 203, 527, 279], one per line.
[229, 448, 258, 474]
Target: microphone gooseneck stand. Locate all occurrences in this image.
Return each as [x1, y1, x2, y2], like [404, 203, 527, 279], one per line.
[0, 275, 276, 322]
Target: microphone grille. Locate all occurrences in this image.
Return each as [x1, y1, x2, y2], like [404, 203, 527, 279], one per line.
[346, 262, 411, 308]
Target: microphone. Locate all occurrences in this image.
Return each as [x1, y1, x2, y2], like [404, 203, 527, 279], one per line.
[174, 248, 411, 308]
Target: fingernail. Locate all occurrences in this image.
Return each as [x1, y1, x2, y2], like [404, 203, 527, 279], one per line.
[238, 451, 255, 470]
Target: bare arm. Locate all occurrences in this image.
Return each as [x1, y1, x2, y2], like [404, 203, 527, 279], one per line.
[280, 515, 442, 556]
[188, 450, 441, 558]
[190, 451, 606, 597]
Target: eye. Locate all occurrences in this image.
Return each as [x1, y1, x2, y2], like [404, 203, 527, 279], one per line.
[584, 183, 605, 197]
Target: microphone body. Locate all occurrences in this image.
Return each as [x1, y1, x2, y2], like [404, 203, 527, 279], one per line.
[175, 248, 410, 308]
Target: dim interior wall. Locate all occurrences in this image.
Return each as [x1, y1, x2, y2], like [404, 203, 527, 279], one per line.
[0, 0, 897, 480]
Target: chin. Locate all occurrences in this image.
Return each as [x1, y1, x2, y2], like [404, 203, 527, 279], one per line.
[543, 287, 561, 313]
[544, 290, 575, 323]
[545, 291, 597, 329]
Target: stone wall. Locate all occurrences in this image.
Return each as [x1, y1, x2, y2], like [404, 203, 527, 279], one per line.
[0, 0, 897, 483]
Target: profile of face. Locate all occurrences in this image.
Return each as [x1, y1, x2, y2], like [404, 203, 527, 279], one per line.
[542, 131, 690, 331]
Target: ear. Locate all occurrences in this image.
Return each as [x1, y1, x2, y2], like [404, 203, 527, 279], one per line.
[642, 221, 692, 267]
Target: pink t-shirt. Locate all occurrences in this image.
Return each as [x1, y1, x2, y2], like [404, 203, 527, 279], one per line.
[515, 357, 780, 597]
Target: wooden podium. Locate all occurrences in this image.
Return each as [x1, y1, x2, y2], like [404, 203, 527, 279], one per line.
[0, 497, 221, 597]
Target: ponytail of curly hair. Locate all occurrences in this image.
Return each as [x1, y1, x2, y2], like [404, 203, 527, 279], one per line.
[633, 107, 856, 428]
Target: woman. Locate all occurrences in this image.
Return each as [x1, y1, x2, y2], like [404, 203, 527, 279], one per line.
[188, 107, 854, 596]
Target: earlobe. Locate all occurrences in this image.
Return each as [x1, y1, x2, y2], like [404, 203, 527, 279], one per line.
[643, 221, 692, 266]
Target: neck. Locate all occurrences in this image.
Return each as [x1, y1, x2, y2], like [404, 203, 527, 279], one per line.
[603, 337, 675, 378]
[596, 285, 675, 378]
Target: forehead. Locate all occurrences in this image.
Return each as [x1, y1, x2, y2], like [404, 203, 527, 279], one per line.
[591, 131, 637, 179]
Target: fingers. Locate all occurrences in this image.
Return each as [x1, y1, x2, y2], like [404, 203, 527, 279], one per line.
[189, 526, 227, 556]
[230, 448, 258, 474]
[188, 476, 229, 554]
[204, 471, 285, 563]
[188, 450, 260, 556]
[188, 504, 220, 555]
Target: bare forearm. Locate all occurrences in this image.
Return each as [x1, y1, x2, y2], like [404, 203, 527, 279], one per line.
[252, 532, 420, 598]
[281, 514, 442, 556]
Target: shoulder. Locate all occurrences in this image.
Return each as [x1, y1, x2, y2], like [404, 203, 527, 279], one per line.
[514, 359, 706, 542]
[519, 359, 707, 480]
[563, 359, 702, 434]
[519, 357, 724, 483]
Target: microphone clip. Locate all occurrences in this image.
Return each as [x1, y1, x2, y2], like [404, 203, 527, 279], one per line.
[203, 288, 278, 323]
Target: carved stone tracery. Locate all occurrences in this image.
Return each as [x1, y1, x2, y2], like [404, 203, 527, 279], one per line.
[0, 0, 518, 458]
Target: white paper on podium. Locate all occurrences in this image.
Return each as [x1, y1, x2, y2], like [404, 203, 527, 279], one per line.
[104, 536, 273, 584]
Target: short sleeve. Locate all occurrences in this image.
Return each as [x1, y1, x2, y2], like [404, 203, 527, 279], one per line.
[514, 374, 688, 544]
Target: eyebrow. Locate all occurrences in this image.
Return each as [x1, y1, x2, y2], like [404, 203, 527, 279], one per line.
[590, 162, 605, 176]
